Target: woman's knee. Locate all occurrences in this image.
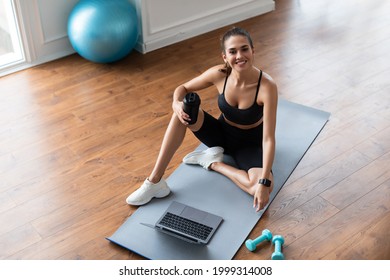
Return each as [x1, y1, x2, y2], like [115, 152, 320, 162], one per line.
[247, 168, 274, 192]
[169, 112, 183, 126]
[188, 108, 204, 132]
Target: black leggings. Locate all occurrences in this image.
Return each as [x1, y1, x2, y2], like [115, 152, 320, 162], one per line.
[192, 111, 263, 171]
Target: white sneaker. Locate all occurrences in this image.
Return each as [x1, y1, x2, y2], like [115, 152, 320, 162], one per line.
[126, 178, 170, 206]
[182, 146, 224, 170]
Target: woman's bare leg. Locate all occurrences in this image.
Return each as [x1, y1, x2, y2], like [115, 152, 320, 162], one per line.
[210, 162, 257, 193]
[211, 163, 247, 186]
[148, 114, 186, 183]
[148, 110, 205, 183]
[210, 162, 274, 210]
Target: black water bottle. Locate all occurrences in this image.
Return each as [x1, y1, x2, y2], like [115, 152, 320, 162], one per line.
[183, 92, 201, 125]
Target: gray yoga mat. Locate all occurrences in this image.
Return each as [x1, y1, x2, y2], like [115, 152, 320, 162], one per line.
[107, 99, 330, 259]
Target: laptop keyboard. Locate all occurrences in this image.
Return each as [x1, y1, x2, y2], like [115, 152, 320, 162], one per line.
[159, 212, 213, 241]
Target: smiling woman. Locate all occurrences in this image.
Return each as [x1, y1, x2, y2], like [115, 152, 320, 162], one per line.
[126, 27, 278, 212]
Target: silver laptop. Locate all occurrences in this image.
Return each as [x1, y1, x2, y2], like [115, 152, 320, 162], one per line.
[142, 201, 223, 245]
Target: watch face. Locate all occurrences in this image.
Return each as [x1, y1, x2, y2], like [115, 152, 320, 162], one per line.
[259, 179, 271, 187]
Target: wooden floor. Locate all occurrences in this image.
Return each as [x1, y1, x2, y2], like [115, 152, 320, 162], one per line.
[1, 0, 389, 260]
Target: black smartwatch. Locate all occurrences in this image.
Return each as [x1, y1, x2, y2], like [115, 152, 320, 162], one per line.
[259, 178, 272, 187]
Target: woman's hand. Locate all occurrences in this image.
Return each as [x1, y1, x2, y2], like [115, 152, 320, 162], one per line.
[172, 100, 190, 125]
[253, 185, 270, 212]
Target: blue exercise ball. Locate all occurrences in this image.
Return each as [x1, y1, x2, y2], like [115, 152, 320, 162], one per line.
[68, 0, 139, 63]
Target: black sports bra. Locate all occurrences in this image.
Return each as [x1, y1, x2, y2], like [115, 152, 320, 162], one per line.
[218, 71, 263, 125]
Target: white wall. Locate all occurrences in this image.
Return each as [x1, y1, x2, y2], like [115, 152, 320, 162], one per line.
[131, 0, 275, 53]
[1, 0, 274, 76]
[16, 0, 78, 64]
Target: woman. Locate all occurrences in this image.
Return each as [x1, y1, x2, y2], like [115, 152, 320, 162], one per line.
[126, 27, 278, 212]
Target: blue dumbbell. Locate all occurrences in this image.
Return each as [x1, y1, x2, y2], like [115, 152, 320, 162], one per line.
[271, 235, 285, 260]
[245, 229, 273, 251]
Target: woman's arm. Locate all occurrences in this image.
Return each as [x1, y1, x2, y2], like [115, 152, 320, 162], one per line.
[254, 74, 278, 211]
[172, 65, 225, 124]
[261, 76, 278, 180]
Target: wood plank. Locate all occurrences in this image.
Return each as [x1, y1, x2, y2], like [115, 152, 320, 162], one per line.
[355, 126, 390, 160]
[320, 151, 390, 210]
[9, 204, 127, 259]
[57, 237, 130, 260]
[30, 172, 131, 238]
[323, 211, 390, 260]
[285, 179, 390, 259]
[0, 192, 16, 213]
[0, 146, 80, 193]
[268, 148, 371, 220]
[0, 223, 42, 259]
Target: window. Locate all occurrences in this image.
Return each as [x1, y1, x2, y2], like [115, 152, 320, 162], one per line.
[0, 0, 24, 73]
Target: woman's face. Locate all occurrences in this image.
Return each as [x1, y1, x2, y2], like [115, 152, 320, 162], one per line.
[222, 35, 254, 72]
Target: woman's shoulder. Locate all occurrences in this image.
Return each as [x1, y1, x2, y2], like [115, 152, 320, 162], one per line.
[258, 70, 278, 103]
[200, 64, 228, 83]
[261, 70, 277, 91]
[204, 64, 229, 76]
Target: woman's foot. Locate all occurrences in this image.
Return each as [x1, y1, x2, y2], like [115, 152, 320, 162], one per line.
[126, 178, 171, 205]
[182, 146, 224, 170]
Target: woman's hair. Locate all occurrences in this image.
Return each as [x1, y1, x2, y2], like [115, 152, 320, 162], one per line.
[220, 27, 254, 53]
[219, 27, 254, 75]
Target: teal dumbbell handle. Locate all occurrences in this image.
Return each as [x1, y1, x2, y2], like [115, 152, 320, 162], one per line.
[275, 240, 282, 253]
[271, 235, 285, 260]
[245, 229, 272, 251]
